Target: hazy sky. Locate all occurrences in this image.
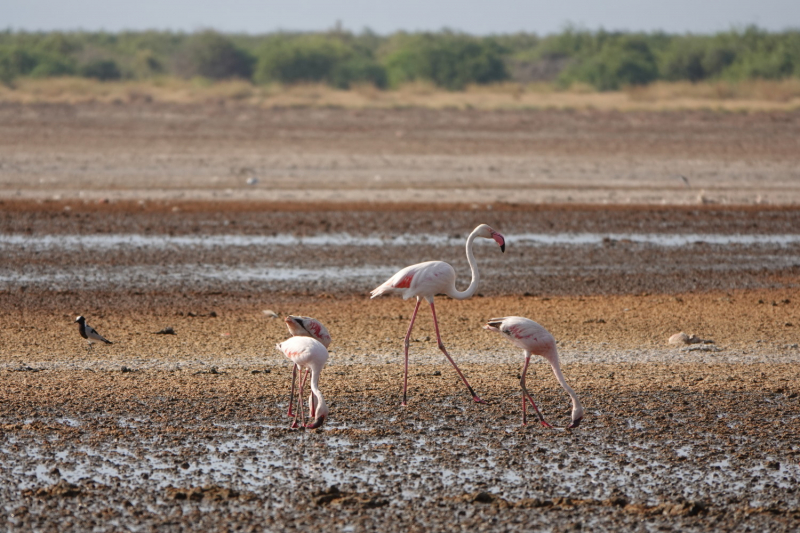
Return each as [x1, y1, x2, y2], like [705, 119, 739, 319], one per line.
[5, 0, 800, 35]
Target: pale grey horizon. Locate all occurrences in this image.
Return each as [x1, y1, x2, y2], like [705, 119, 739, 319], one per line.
[4, 0, 800, 35]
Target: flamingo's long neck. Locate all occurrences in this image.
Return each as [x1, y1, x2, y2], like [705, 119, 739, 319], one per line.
[546, 350, 584, 421]
[308, 367, 328, 416]
[447, 228, 481, 300]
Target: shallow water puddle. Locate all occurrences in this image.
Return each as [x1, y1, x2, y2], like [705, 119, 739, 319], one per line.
[3, 231, 800, 251]
[2, 422, 798, 509]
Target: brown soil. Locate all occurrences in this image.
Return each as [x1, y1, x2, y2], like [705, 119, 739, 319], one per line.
[1, 104, 799, 205]
[1, 104, 799, 531]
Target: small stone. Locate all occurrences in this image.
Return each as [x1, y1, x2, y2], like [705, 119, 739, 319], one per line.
[263, 310, 279, 318]
[669, 332, 690, 345]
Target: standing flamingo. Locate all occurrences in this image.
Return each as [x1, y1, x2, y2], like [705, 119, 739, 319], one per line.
[282, 316, 331, 419]
[483, 316, 583, 428]
[276, 335, 329, 429]
[371, 224, 506, 405]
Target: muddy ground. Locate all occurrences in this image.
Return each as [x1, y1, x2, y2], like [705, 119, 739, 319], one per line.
[1, 104, 799, 205]
[1, 105, 799, 531]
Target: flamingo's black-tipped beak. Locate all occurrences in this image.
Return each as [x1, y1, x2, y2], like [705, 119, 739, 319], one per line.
[305, 416, 326, 429]
[491, 232, 506, 253]
[567, 417, 582, 429]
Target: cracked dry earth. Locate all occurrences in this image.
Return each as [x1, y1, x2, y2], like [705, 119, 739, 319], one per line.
[1, 202, 799, 532]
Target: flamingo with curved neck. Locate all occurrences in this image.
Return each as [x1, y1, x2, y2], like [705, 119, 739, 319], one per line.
[371, 224, 506, 405]
[276, 335, 329, 429]
[282, 315, 331, 419]
[484, 316, 584, 428]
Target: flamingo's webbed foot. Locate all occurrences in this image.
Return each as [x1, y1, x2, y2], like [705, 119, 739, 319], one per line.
[473, 396, 488, 405]
[540, 420, 554, 429]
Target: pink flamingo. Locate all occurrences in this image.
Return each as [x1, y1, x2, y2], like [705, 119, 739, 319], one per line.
[276, 335, 329, 429]
[483, 316, 583, 428]
[282, 316, 331, 419]
[371, 224, 506, 405]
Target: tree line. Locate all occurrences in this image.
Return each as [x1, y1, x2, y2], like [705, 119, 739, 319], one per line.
[1, 27, 798, 90]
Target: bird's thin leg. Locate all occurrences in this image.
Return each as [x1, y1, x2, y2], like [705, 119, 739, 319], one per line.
[401, 298, 423, 406]
[288, 364, 298, 418]
[297, 368, 307, 428]
[429, 300, 486, 404]
[520, 356, 529, 425]
[520, 354, 552, 428]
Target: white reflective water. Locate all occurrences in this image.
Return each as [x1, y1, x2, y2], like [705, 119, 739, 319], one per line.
[1, 231, 799, 251]
[3, 423, 797, 509]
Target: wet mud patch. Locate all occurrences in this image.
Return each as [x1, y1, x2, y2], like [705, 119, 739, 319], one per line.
[1, 364, 798, 531]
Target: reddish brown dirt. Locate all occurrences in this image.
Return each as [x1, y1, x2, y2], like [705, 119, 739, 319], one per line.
[1, 105, 799, 531]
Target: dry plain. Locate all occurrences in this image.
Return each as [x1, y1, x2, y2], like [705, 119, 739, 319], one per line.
[0, 103, 799, 531]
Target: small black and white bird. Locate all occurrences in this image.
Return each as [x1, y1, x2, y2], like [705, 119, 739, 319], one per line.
[74, 315, 113, 350]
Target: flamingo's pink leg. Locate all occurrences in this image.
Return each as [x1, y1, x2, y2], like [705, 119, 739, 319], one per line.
[291, 366, 300, 429]
[288, 364, 298, 418]
[297, 367, 307, 428]
[429, 300, 486, 404]
[401, 298, 423, 406]
[520, 355, 552, 428]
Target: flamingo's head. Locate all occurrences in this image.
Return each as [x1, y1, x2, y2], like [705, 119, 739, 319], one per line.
[75, 315, 86, 324]
[482, 319, 504, 334]
[475, 224, 505, 253]
[305, 395, 329, 429]
[569, 402, 584, 429]
[285, 315, 332, 348]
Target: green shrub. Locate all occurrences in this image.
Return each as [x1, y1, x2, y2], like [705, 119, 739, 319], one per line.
[331, 56, 387, 88]
[561, 35, 659, 90]
[79, 59, 122, 80]
[178, 31, 254, 79]
[28, 54, 76, 77]
[254, 36, 352, 84]
[660, 37, 709, 82]
[0, 46, 37, 83]
[383, 34, 508, 90]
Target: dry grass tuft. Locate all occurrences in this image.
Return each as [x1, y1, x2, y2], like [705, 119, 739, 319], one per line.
[626, 79, 800, 103]
[1, 77, 799, 111]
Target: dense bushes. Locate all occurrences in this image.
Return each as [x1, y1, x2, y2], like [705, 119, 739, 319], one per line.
[383, 34, 508, 89]
[1, 27, 799, 90]
[176, 31, 254, 79]
[253, 36, 386, 88]
[559, 35, 659, 90]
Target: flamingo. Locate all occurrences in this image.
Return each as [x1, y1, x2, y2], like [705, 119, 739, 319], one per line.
[276, 335, 329, 429]
[282, 316, 331, 419]
[371, 224, 506, 405]
[483, 316, 583, 428]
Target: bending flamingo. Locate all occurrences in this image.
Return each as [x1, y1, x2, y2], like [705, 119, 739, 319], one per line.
[483, 316, 583, 428]
[282, 316, 331, 419]
[371, 224, 506, 405]
[276, 335, 329, 429]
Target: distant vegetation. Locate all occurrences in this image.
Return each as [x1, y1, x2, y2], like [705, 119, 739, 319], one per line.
[1, 27, 799, 90]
